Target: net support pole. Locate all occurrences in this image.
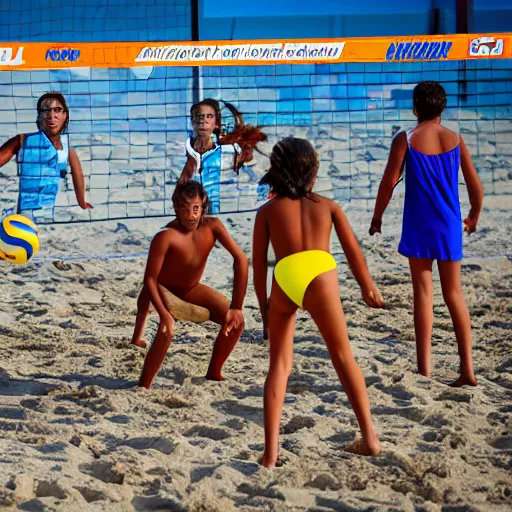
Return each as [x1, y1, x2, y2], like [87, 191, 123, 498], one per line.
[191, 0, 202, 103]
[456, 0, 471, 100]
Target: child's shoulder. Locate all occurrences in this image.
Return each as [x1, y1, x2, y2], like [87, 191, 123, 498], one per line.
[310, 193, 337, 209]
[154, 220, 179, 238]
[201, 216, 224, 232]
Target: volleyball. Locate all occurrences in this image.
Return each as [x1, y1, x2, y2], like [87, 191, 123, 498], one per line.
[0, 214, 40, 265]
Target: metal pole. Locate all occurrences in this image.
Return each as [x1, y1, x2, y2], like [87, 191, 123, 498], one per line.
[456, 0, 471, 101]
[191, 0, 201, 104]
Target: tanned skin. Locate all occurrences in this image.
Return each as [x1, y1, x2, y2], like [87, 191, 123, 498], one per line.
[253, 185, 384, 468]
[133, 195, 249, 389]
[370, 118, 483, 387]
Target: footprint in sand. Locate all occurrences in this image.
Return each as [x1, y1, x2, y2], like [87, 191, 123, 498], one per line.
[224, 417, 250, 432]
[34, 442, 68, 454]
[131, 495, 184, 511]
[434, 390, 473, 403]
[107, 414, 132, 424]
[74, 487, 114, 504]
[212, 400, 264, 427]
[307, 473, 342, 491]
[490, 435, 512, 451]
[183, 425, 232, 441]
[0, 407, 25, 420]
[153, 395, 194, 409]
[78, 460, 125, 485]
[120, 436, 175, 455]
[237, 483, 285, 501]
[20, 398, 48, 412]
[375, 383, 415, 402]
[159, 366, 187, 385]
[190, 465, 218, 483]
[283, 415, 316, 434]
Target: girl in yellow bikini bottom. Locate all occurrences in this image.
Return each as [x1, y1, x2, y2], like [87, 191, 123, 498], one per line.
[274, 250, 337, 308]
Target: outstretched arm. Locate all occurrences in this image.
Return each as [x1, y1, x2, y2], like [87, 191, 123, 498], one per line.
[214, 218, 249, 311]
[213, 218, 248, 334]
[460, 136, 484, 234]
[69, 148, 93, 209]
[332, 202, 383, 308]
[369, 131, 407, 235]
[252, 207, 270, 335]
[0, 135, 22, 168]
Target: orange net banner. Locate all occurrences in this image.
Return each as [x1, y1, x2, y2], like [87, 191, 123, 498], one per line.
[0, 33, 510, 70]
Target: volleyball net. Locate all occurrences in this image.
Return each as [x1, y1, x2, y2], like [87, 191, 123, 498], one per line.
[0, 34, 511, 224]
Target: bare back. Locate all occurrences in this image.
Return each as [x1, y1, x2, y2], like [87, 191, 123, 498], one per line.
[408, 123, 459, 155]
[263, 194, 335, 261]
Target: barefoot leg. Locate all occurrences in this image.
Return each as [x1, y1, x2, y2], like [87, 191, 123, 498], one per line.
[181, 283, 242, 380]
[206, 325, 244, 381]
[138, 321, 173, 389]
[304, 270, 381, 456]
[262, 279, 297, 468]
[409, 258, 434, 377]
[437, 260, 477, 386]
[130, 286, 151, 348]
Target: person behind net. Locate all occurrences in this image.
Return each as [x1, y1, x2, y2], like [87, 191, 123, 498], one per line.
[252, 136, 384, 468]
[132, 180, 249, 388]
[369, 81, 483, 387]
[0, 92, 92, 221]
[178, 98, 267, 214]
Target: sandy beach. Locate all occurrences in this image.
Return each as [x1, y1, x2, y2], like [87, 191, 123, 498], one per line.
[0, 196, 510, 512]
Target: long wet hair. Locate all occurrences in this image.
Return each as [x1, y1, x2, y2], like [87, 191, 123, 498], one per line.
[172, 180, 210, 221]
[413, 81, 447, 121]
[36, 92, 70, 133]
[259, 137, 319, 201]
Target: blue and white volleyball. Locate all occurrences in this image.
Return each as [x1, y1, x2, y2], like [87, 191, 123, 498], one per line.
[0, 214, 40, 265]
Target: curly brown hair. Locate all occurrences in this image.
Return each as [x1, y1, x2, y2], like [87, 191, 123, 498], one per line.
[259, 137, 319, 201]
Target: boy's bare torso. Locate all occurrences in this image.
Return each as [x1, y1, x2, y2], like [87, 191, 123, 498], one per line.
[261, 194, 335, 260]
[157, 218, 216, 293]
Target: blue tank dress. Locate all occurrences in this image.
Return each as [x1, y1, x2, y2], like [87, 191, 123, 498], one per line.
[17, 131, 69, 214]
[398, 129, 463, 261]
[185, 135, 241, 215]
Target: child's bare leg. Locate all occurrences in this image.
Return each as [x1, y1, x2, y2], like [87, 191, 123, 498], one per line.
[130, 286, 151, 348]
[304, 270, 381, 456]
[206, 325, 243, 381]
[138, 322, 173, 389]
[437, 260, 477, 387]
[181, 283, 243, 380]
[262, 284, 297, 468]
[409, 258, 434, 377]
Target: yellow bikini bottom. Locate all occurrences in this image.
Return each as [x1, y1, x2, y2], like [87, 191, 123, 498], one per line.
[274, 250, 337, 308]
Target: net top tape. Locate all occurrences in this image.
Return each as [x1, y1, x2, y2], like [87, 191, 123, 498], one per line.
[0, 33, 510, 70]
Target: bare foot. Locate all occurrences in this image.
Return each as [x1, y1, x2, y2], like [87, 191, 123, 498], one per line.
[345, 438, 382, 456]
[449, 375, 478, 387]
[131, 339, 147, 349]
[205, 372, 225, 381]
[261, 458, 275, 469]
[258, 453, 284, 469]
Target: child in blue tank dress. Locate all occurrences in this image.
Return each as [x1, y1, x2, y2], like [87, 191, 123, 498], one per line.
[369, 81, 483, 387]
[0, 92, 92, 222]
